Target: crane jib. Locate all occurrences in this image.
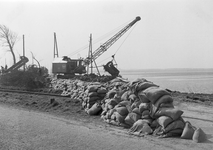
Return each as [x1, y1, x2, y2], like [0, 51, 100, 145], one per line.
[85, 16, 141, 65]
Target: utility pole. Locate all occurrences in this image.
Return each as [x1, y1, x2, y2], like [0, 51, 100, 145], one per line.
[87, 34, 100, 76]
[89, 34, 93, 74]
[54, 32, 59, 58]
[23, 35, 25, 71]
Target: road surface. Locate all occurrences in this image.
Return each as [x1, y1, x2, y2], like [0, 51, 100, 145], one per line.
[0, 104, 213, 150]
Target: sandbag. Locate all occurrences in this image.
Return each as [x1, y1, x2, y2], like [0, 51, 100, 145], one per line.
[144, 87, 170, 104]
[107, 104, 114, 110]
[87, 85, 100, 93]
[192, 128, 207, 143]
[97, 87, 107, 94]
[115, 106, 129, 116]
[154, 108, 184, 120]
[121, 91, 132, 101]
[129, 119, 149, 131]
[150, 95, 174, 117]
[131, 100, 142, 110]
[137, 91, 150, 103]
[98, 93, 107, 99]
[108, 99, 118, 107]
[132, 107, 141, 115]
[86, 103, 94, 109]
[141, 123, 153, 135]
[107, 89, 117, 98]
[142, 109, 150, 116]
[154, 95, 173, 110]
[136, 81, 158, 92]
[114, 112, 126, 124]
[181, 121, 195, 139]
[163, 119, 185, 133]
[161, 129, 183, 138]
[105, 112, 111, 119]
[113, 96, 122, 103]
[129, 94, 138, 102]
[159, 103, 174, 108]
[157, 116, 173, 129]
[101, 110, 107, 116]
[108, 109, 116, 117]
[125, 112, 141, 126]
[88, 96, 100, 102]
[141, 110, 150, 119]
[110, 113, 116, 120]
[82, 101, 87, 109]
[88, 92, 98, 97]
[88, 100, 96, 106]
[150, 119, 158, 128]
[139, 103, 150, 114]
[118, 101, 132, 107]
[87, 103, 102, 115]
[168, 129, 183, 136]
[129, 119, 153, 134]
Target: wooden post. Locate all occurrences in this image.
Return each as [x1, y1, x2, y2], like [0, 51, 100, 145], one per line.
[54, 32, 59, 58]
[23, 35, 25, 71]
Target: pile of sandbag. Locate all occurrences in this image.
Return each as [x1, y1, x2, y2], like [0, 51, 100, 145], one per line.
[82, 83, 108, 115]
[51, 77, 207, 142]
[101, 78, 206, 142]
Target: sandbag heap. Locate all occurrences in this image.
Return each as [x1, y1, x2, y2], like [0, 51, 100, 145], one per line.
[101, 78, 206, 142]
[51, 77, 206, 142]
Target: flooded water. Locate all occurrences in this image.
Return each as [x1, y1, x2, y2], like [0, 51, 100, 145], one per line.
[120, 69, 213, 94]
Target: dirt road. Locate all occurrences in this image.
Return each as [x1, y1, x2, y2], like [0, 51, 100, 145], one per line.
[0, 103, 213, 150]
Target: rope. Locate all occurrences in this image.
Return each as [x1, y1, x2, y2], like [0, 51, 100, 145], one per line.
[114, 23, 137, 55]
[67, 19, 132, 57]
[96, 23, 138, 65]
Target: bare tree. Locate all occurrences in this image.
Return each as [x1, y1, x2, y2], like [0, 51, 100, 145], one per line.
[0, 25, 18, 64]
[30, 51, 41, 69]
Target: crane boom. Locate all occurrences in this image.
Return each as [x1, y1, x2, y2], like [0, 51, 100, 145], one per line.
[84, 16, 141, 65]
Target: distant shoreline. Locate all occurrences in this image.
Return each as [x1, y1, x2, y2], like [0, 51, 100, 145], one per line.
[119, 68, 213, 72]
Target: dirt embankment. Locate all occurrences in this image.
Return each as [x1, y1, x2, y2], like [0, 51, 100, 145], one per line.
[0, 87, 212, 123]
[0, 85, 213, 150]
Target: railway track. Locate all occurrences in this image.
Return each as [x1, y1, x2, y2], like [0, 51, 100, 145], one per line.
[0, 87, 65, 97]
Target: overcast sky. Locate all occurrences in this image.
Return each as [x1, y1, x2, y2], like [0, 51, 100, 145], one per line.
[0, 0, 213, 71]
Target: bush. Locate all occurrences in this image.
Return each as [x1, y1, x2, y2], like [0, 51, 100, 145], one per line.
[0, 65, 50, 89]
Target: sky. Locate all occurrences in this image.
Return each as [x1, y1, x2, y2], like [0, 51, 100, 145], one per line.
[0, 0, 213, 72]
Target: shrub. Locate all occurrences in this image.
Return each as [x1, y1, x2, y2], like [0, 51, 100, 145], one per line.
[0, 65, 50, 89]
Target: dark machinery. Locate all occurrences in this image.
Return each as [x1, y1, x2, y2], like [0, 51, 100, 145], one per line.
[103, 61, 119, 77]
[52, 56, 86, 75]
[52, 16, 141, 77]
[3, 56, 29, 74]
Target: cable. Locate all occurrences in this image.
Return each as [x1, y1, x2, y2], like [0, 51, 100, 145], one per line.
[95, 21, 138, 65]
[67, 19, 132, 57]
[114, 23, 137, 55]
[97, 55, 112, 64]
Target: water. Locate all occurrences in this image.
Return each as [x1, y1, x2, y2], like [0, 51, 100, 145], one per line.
[120, 69, 213, 94]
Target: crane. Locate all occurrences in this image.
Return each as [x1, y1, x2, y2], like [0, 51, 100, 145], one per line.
[52, 16, 141, 78]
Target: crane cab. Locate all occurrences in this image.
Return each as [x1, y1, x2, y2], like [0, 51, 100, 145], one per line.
[52, 56, 86, 75]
